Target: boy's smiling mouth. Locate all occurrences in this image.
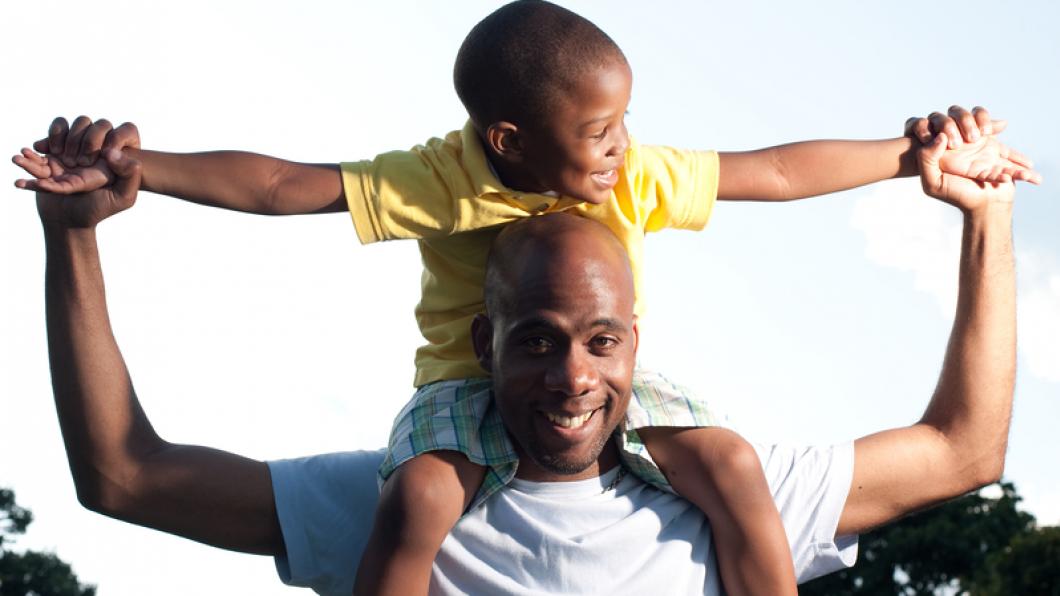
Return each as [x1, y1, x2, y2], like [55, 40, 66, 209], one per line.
[591, 168, 619, 189]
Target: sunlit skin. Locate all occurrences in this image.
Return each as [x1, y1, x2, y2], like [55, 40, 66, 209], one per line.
[472, 215, 638, 481]
[484, 58, 632, 206]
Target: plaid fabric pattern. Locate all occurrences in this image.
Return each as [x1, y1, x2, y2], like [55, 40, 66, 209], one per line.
[379, 369, 720, 511]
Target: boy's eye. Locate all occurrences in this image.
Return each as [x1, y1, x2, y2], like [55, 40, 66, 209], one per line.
[590, 128, 608, 140]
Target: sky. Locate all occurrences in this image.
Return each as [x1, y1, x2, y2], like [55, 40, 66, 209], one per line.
[1, 1, 1058, 594]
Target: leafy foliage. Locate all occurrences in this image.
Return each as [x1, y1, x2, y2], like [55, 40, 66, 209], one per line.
[799, 481, 1055, 595]
[797, 479, 1055, 589]
[0, 488, 95, 596]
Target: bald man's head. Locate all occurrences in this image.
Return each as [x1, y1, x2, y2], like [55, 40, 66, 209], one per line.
[474, 213, 638, 483]
[483, 213, 633, 322]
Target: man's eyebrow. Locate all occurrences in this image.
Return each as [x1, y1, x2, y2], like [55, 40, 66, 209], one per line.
[591, 318, 629, 333]
[508, 317, 556, 337]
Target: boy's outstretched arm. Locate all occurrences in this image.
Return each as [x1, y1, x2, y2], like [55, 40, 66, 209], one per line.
[15, 116, 346, 215]
[716, 105, 1038, 201]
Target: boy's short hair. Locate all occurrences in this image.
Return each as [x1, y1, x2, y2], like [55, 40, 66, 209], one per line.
[453, 0, 627, 130]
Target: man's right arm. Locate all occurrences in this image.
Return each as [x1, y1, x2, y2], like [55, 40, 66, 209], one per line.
[38, 148, 286, 556]
[19, 116, 346, 215]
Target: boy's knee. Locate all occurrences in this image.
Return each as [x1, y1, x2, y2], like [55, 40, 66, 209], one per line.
[378, 451, 484, 533]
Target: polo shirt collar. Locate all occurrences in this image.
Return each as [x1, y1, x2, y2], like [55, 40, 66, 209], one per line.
[459, 121, 581, 214]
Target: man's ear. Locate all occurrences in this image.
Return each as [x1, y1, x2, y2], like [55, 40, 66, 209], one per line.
[631, 315, 639, 356]
[485, 121, 524, 164]
[471, 313, 494, 372]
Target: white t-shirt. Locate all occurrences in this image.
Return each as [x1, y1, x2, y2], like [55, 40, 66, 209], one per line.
[269, 442, 857, 595]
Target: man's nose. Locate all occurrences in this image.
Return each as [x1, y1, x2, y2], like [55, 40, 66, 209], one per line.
[543, 348, 600, 397]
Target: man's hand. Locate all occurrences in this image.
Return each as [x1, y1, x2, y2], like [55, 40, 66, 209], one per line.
[937, 135, 1041, 186]
[919, 132, 1020, 214]
[33, 148, 141, 229]
[13, 116, 139, 195]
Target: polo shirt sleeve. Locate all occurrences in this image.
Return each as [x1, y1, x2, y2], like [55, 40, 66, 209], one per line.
[755, 441, 859, 583]
[268, 450, 384, 596]
[633, 144, 719, 233]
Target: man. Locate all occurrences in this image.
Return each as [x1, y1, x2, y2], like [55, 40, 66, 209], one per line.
[32, 127, 1017, 595]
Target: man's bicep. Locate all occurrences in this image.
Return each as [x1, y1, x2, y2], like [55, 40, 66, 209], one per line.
[122, 445, 285, 556]
[839, 424, 966, 536]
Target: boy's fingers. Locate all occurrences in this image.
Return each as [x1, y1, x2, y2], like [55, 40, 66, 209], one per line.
[904, 117, 934, 144]
[47, 117, 69, 155]
[990, 119, 1008, 134]
[77, 119, 113, 166]
[1005, 146, 1033, 168]
[63, 115, 92, 167]
[33, 138, 50, 153]
[12, 151, 52, 179]
[947, 105, 980, 142]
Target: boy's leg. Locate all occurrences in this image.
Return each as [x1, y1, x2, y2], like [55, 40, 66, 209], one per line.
[639, 426, 798, 596]
[355, 450, 486, 596]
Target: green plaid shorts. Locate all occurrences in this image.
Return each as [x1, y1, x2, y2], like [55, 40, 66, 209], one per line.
[378, 368, 721, 512]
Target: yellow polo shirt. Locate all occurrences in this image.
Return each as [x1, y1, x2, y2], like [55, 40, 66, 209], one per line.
[342, 122, 719, 386]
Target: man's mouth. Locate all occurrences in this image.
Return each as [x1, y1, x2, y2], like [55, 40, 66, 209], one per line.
[544, 408, 600, 429]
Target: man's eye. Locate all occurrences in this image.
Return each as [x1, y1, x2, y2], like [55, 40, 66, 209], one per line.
[590, 336, 618, 351]
[523, 337, 554, 354]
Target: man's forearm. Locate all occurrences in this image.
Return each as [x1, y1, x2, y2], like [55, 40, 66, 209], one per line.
[920, 202, 1016, 486]
[43, 227, 163, 505]
[132, 149, 345, 215]
[718, 137, 917, 201]
[42, 225, 284, 554]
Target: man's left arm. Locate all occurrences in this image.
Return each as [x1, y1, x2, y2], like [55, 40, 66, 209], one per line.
[836, 133, 1018, 536]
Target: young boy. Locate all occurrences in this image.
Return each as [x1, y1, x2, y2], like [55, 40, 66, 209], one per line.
[14, 2, 1038, 595]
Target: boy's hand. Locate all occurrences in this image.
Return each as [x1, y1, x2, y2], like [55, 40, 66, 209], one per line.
[938, 135, 1041, 186]
[13, 116, 139, 194]
[905, 105, 1005, 149]
[35, 149, 141, 229]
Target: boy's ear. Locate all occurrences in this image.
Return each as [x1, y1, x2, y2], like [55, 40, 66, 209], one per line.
[485, 121, 524, 163]
[471, 313, 494, 372]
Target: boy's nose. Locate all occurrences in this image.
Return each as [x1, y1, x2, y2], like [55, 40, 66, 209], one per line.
[607, 125, 629, 158]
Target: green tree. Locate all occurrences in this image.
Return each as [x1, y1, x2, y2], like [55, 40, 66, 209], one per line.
[973, 525, 1060, 596]
[799, 481, 1036, 595]
[0, 488, 95, 596]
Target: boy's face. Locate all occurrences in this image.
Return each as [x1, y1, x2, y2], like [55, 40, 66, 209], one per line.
[519, 60, 632, 205]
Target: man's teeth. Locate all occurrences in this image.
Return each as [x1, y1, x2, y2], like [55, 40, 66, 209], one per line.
[545, 410, 595, 429]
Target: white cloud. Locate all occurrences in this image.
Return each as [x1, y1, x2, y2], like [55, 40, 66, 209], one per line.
[851, 178, 1060, 385]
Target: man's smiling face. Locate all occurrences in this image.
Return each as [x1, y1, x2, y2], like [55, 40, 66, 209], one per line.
[473, 214, 638, 482]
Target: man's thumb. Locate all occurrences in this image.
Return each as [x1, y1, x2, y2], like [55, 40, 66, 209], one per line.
[918, 132, 946, 196]
[104, 148, 142, 202]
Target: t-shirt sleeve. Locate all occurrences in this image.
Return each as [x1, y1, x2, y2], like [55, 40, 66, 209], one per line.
[755, 441, 858, 583]
[268, 450, 384, 596]
[633, 145, 719, 233]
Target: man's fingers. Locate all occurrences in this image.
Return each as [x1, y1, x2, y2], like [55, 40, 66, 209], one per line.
[47, 117, 69, 155]
[77, 119, 113, 166]
[101, 122, 141, 154]
[928, 112, 962, 149]
[62, 115, 92, 167]
[947, 105, 981, 143]
[918, 132, 947, 196]
[33, 138, 50, 153]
